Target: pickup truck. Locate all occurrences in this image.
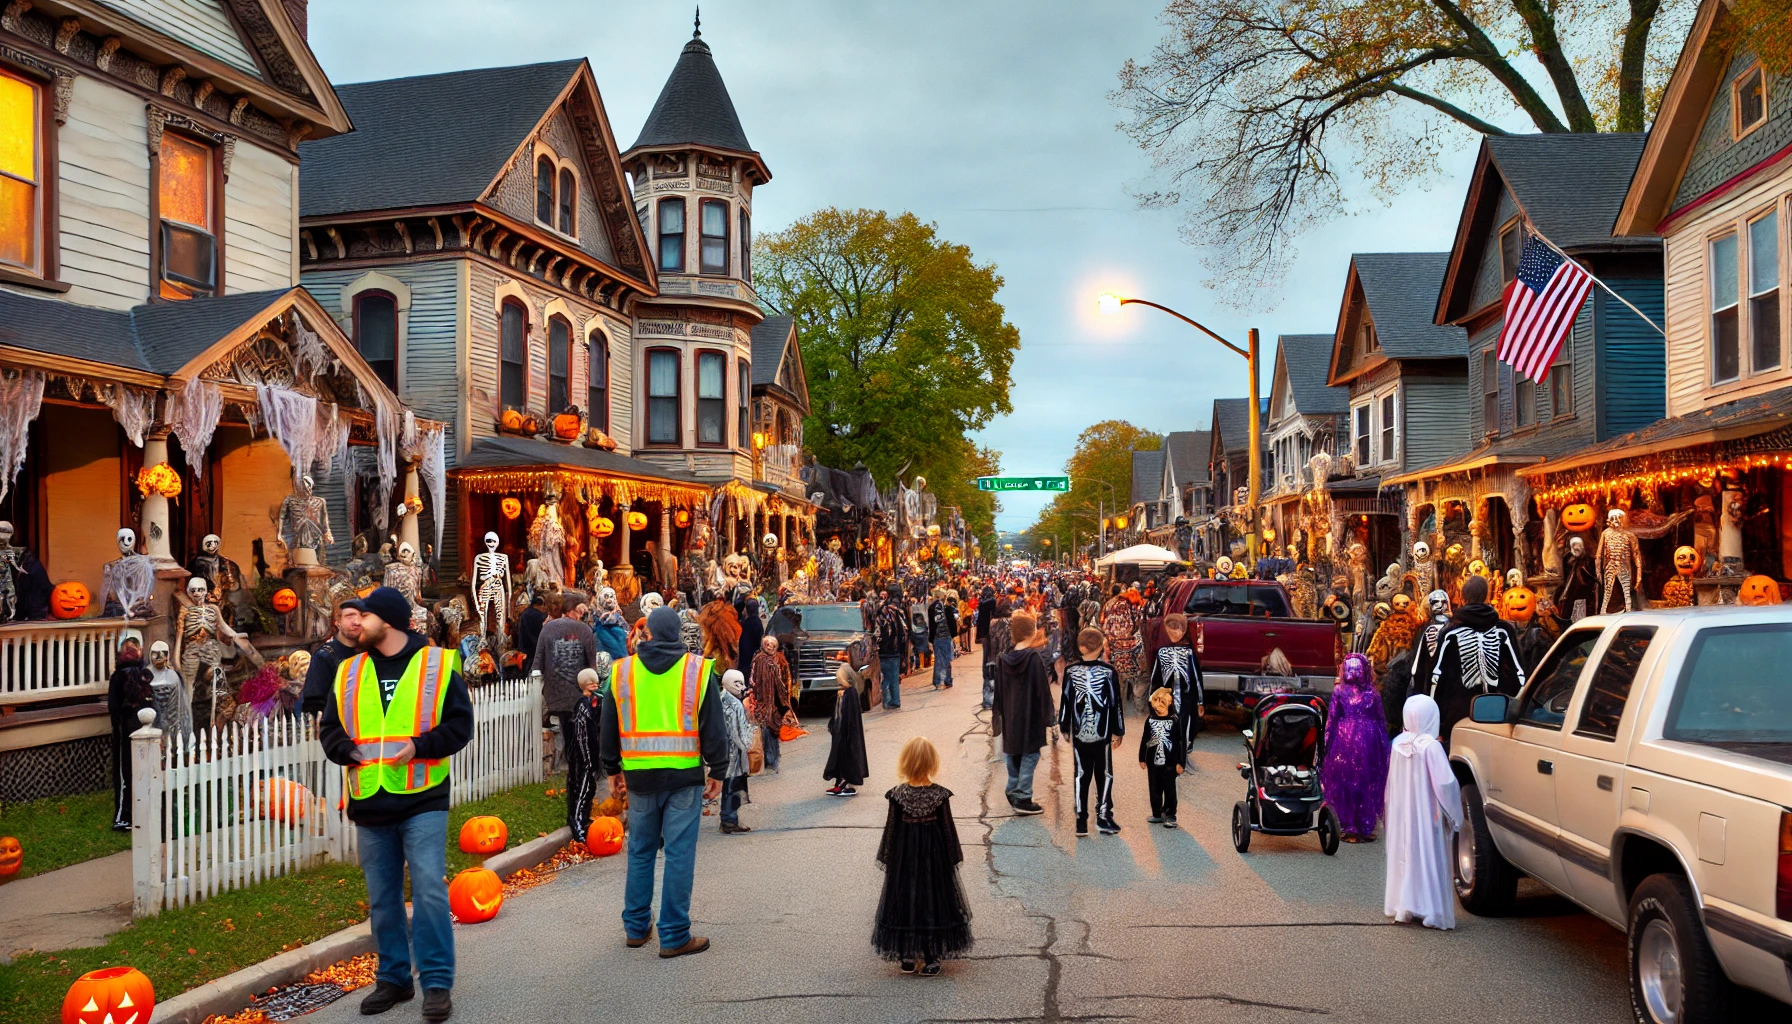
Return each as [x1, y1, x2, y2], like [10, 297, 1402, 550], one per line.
[1450, 606, 1792, 1023]
[768, 602, 874, 710]
[1146, 578, 1341, 697]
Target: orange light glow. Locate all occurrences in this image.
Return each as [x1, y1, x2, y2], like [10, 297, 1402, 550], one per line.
[0, 70, 40, 271]
[159, 133, 213, 229]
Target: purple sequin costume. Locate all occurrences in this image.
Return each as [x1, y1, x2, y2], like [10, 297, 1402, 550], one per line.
[1322, 654, 1391, 839]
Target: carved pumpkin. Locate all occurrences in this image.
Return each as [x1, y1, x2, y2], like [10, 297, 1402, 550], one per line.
[1674, 545, 1700, 576]
[552, 413, 581, 440]
[625, 511, 648, 532]
[500, 408, 523, 432]
[62, 966, 155, 1024]
[458, 815, 508, 855]
[1561, 504, 1596, 532]
[500, 497, 523, 520]
[1739, 575, 1782, 606]
[674, 509, 691, 528]
[587, 815, 625, 857]
[448, 867, 504, 923]
[0, 835, 20, 877]
[270, 587, 300, 614]
[49, 581, 90, 620]
[520, 414, 542, 436]
[259, 778, 311, 822]
[1501, 585, 1537, 623]
[592, 516, 614, 538]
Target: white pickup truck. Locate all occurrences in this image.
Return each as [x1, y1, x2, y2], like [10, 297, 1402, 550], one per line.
[1449, 606, 1792, 1024]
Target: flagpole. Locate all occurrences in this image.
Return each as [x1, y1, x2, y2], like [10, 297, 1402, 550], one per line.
[1523, 220, 1666, 337]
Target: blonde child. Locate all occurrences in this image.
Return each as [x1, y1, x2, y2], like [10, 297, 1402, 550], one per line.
[873, 737, 972, 976]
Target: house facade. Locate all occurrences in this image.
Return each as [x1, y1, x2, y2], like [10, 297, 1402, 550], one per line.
[1148, 428, 1209, 554]
[1205, 398, 1266, 560]
[1263, 333, 1347, 551]
[1130, 446, 1165, 535]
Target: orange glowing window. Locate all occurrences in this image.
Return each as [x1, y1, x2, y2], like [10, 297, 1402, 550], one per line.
[0, 69, 42, 273]
[158, 132, 215, 298]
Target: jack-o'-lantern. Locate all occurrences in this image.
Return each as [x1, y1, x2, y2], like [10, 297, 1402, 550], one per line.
[500, 497, 523, 520]
[552, 413, 581, 440]
[592, 516, 614, 538]
[625, 510, 648, 532]
[674, 509, 691, 528]
[1443, 543, 1466, 567]
[458, 815, 508, 855]
[259, 778, 311, 822]
[587, 815, 625, 856]
[1561, 504, 1596, 532]
[50, 581, 89, 619]
[0, 835, 21, 877]
[500, 408, 523, 432]
[270, 587, 300, 614]
[1739, 574, 1781, 606]
[448, 867, 503, 923]
[1674, 546, 1700, 576]
[62, 966, 155, 1024]
[1502, 585, 1537, 623]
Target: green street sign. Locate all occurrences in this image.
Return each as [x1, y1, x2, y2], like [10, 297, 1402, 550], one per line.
[977, 476, 1070, 492]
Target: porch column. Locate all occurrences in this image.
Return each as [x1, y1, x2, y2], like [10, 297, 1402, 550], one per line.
[141, 430, 176, 567]
[398, 458, 421, 554]
[1541, 509, 1562, 575]
[616, 501, 633, 569]
[726, 496, 737, 554]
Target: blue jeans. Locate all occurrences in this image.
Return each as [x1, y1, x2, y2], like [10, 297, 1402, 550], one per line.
[760, 725, 781, 770]
[881, 656, 903, 708]
[357, 809, 452, 991]
[911, 631, 927, 670]
[932, 638, 955, 687]
[720, 776, 744, 826]
[1005, 751, 1041, 805]
[623, 784, 702, 949]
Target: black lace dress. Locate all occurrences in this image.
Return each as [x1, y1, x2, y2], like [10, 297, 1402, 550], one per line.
[873, 784, 973, 962]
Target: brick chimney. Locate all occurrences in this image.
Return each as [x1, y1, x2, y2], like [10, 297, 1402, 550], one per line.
[281, 0, 307, 38]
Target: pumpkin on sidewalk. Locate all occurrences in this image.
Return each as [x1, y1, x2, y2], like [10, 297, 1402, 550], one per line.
[448, 867, 503, 923]
[62, 966, 154, 1024]
[586, 815, 624, 857]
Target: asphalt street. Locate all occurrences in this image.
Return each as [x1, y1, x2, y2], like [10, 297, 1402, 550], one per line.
[303, 649, 1632, 1024]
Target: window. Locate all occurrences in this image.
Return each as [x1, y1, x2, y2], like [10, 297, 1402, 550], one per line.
[1666, 624, 1792, 745]
[1550, 343, 1572, 419]
[1734, 64, 1767, 139]
[1379, 392, 1395, 462]
[657, 198, 684, 272]
[499, 300, 526, 409]
[1575, 626, 1655, 740]
[1482, 349, 1498, 433]
[587, 330, 609, 432]
[0, 69, 42, 274]
[647, 348, 680, 444]
[739, 209, 751, 283]
[158, 132, 216, 299]
[696, 350, 725, 445]
[354, 291, 398, 392]
[1358, 317, 1379, 358]
[700, 199, 728, 275]
[1184, 584, 1292, 618]
[1517, 629, 1601, 730]
[536, 156, 555, 225]
[1749, 210, 1780, 372]
[558, 168, 575, 235]
[1712, 233, 1741, 382]
[737, 356, 750, 450]
[1354, 404, 1370, 465]
[1516, 377, 1535, 427]
[547, 316, 570, 413]
[1500, 222, 1521, 284]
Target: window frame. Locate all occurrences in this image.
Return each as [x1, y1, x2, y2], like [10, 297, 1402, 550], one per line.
[1482, 348, 1499, 435]
[1499, 218, 1522, 284]
[1573, 625, 1656, 741]
[0, 62, 57, 283]
[352, 289, 400, 394]
[1515, 375, 1536, 428]
[1379, 391, 1396, 463]
[535, 155, 556, 226]
[645, 346, 682, 446]
[498, 299, 528, 411]
[737, 356, 751, 451]
[657, 197, 685, 273]
[587, 327, 610, 433]
[1353, 403, 1371, 465]
[557, 167, 576, 236]
[694, 348, 728, 447]
[699, 198, 729, 276]
[1549, 339, 1573, 419]
[1733, 62, 1768, 141]
[1746, 206, 1781, 374]
[546, 314, 572, 414]
[739, 208, 751, 284]
[1515, 628, 1602, 731]
[1710, 230, 1742, 384]
[152, 128, 222, 301]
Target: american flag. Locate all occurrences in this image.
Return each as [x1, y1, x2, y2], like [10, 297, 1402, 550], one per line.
[1497, 230, 1593, 382]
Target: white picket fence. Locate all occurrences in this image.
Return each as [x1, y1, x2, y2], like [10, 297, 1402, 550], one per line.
[130, 673, 544, 917]
[0, 617, 146, 704]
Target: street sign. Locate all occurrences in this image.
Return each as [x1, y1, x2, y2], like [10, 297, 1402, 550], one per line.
[976, 476, 1070, 492]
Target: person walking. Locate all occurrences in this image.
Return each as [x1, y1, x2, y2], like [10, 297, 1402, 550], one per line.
[928, 588, 957, 690]
[320, 588, 473, 1021]
[516, 593, 547, 674]
[1139, 687, 1185, 828]
[1060, 628, 1123, 837]
[873, 737, 972, 976]
[981, 597, 1013, 710]
[737, 595, 764, 676]
[718, 669, 755, 834]
[1322, 654, 1390, 842]
[825, 664, 871, 796]
[590, 587, 630, 663]
[1147, 613, 1204, 758]
[566, 668, 606, 844]
[107, 630, 153, 831]
[1384, 694, 1462, 929]
[908, 590, 930, 674]
[748, 635, 793, 773]
[299, 598, 363, 714]
[991, 612, 1053, 815]
[875, 587, 909, 710]
[1428, 575, 1526, 748]
[534, 593, 597, 782]
[975, 585, 996, 650]
[1102, 586, 1146, 707]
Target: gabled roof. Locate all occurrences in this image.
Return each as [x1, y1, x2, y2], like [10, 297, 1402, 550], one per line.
[748, 315, 810, 414]
[1131, 449, 1166, 505]
[1213, 398, 1269, 457]
[626, 28, 769, 180]
[1163, 430, 1210, 486]
[1330, 253, 1465, 384]
[1276, 333, 1348, 415]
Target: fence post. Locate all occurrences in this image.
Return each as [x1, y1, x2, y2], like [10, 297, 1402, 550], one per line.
[129, 708, 164, 918]
[528, 670, 545, 784]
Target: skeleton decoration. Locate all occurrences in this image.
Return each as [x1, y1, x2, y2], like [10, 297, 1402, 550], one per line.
[1411, 540, 1437, 596]
[385, 541, 428, 631]
[1557, 535, 1598, 622]
[100, 528, 156, 618]
[527, 487, 567, 588]
[278, 475, 333, 565]
[438, 594, 468, 644]
[175, 576, 261, 728]
[186, 534, 245, 609]
[342, 535, 378, 594]
[147, 640, 193, 739]
[472, 531, 511, 645]
[1595, 508, 1644, 614]
[0, 520, 20, 623]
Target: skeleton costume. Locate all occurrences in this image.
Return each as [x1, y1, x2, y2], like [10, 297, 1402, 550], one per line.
[1058, 658, 1124, 831]
[1428, 603, 1527, 748]
[1407, 590, 1454, 696]
[472, 532, 511, 645]
[1146, 639, 1204, 757]
[1596, 509, 1645, 614]
[1138, 705, 1186, 823]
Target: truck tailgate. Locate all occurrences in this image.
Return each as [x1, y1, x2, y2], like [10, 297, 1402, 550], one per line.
[1194, 616, 1337, 676]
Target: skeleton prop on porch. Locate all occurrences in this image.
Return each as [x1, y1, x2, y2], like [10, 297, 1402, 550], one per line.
[528, 486, 567, 588]
[186, 533, 246, 611]
[100, 529, 156, 618]
[1661, 546, 1698, 607]
[0, 520, 20, 623]
[1595, 509, 1644, 614]
[473, 531, 511, 645]
[278, 475, 333, 566]
[176, 575, 262, 728]
[1557, 535, 1598, 621]
[385, 542, 428, 631]
[1410, 541, 1437, 597]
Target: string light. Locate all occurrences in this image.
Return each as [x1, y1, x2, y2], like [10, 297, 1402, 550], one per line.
[1531, 453, 1784, 507]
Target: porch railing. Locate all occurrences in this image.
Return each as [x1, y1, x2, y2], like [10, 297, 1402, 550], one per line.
[0, 618, 148, 705]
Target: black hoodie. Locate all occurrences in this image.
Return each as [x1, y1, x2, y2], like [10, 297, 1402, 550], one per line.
[600, 607, 729, 793]
[1429, 603, 1527, 747]
[992, 644, 1054, 756]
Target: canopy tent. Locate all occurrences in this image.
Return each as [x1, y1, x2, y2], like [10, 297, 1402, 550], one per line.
[1095, 543, 1188, 570]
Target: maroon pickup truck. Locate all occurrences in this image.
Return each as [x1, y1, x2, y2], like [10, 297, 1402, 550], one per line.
[1145, 578, 1341, 696]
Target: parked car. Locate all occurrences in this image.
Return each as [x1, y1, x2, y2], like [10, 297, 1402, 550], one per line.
[1451, 606, 1792, 1022]
[1145, 577, 1342, 698]
[768, 602, 873, 710]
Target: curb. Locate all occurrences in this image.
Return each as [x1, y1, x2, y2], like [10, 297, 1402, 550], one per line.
[483, 826, 571, 877]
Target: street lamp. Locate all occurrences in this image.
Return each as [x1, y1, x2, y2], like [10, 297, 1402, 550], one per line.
[1099, 293, 1262, 561]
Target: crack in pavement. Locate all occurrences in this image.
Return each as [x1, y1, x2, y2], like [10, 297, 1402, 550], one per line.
[1082, 993, 1331, 1015]
[1130, 921, 1394, 930]
[701, 993, 878, 1004]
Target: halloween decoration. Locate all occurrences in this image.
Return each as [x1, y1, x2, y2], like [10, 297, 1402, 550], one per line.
[1557, 535, 1598, 622]
[1661, 545, 1700, 607]
[625, 510, 649, 532]
[259, 778, 311, 822]
[0, 834, 21, 876]
[99, 529, 154, 618]
[500, 497, 522, 521]
[1410, 540, 1437, 596]
[587, 815, 625, 856]
[187, 534, 246, 619]
[1739, 575, 1782, 606]
[520, 414, 542, 436]
[674, 508, 691, 528]
[459, 815, 509, 855]
[134, 462, 182, 499]
[177, 576, 264, 728]
[1501, 585, 1537, 624]
[527, 485, 566, 588]
[472, 532, 511, 644]
[1596, 508, 1644, 613]
[1561, 503, 1596, 532]
[277, 475, 333, 567]
[448, 866, 503, 923]
[61, 966, 154, 1024]
[50, 580, 90, 619]
[500, 408, 523, 432]
[270, 587, 300, 614]
[551, 413, 581, 440]
[592, 515, 614, 538]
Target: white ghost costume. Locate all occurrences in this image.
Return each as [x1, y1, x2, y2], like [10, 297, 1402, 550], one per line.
[1384, 694, 1463, 930]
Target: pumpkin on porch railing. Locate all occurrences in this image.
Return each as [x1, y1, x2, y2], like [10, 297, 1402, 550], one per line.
[61, 966, 154, 1024]
[499, 408, 524, 433]
[625, 510, 648, 532]
[448, 866, 503, 923]
[551, 412, 581, 440]
[49, 581, 89, 619]
[1739, 574, 1782, 606]
[0, 835, 21, 877]
[500, 497, 523, 520]
[270, 587, 300, 614]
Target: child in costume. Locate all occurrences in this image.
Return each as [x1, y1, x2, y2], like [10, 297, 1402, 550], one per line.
[825, 664, 869, 796]
[1138, 687, 1185, 828]
[718, 669, 755, 834]
[1384, 694, 1462, 929]
[873, 737, 972, 976]
[1059, 627, 1123, 837]
[1321, 653, 1390, 842]
[566, 667, 606, 843]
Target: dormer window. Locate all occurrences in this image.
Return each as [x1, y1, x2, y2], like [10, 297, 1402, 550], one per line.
[534, 150, 578, 236]
[1734, 63, 1767, 140]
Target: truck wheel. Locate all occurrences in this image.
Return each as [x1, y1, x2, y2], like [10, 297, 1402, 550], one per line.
[1318, 806, 1341, 856]
[1231, 801, 1251, 853]
[1454, 783, 1519, 916]
[1628, 873, 1733, 1024]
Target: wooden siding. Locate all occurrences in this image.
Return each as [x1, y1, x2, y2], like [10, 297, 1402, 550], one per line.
[57, 75, 151, 310]
[1466, 187, 1521, 314]
[1672, 48, 1792, 212]
[1594, 276, 1667, 439]
[1402, 372, 1470, 472]
[94, 0, 262, 77]
[224, 142, 295, 294]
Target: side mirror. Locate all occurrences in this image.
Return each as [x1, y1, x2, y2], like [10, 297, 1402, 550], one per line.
[1470, 693, 1511, 725]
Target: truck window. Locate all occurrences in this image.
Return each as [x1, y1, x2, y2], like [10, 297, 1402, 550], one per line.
[1666, 624, 1792, 746]
[1516, 629, 1601, 730]
[1573, 626, 1655, 741]
[1185, 584, 1289, 618]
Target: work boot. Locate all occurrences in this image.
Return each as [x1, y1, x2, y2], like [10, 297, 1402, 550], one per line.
[421, 988, 452, 1021]
[626, 926, 654, 948]
[358, 981, 413, 1015]
[660, 935, 712, 959]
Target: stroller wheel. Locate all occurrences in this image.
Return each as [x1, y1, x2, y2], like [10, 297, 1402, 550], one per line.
[1318, 806, 1341, 856]
[1231, 801, 1251, 853]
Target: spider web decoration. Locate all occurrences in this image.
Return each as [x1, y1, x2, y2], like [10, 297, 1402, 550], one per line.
[373, 393, 398, 531]
[101, 383, 156, 447]
[313, 402, 351, 480]
[0, 369, 45, 501]
[255, 384, 321, 484]
[292, 311, 336, 382]
[415, 422, 446, 562]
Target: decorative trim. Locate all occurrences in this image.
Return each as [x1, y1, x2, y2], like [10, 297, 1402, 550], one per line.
[146, 104, 238, 179]
[50, 69, 70, 124]
[51, 16, 76, 53]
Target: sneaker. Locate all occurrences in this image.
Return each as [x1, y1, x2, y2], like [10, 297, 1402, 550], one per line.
[1145, 815, 1165, 824]
[359, 981, 414, 1015]
[1074, 818, 1089, 837]
[1163, 818, 1179, 829]
[1097, 819, 1121, 835]
[839, 786, 858, 797]
[920, 960, 943, 977]
[421, 989, 452, 1022]
[899, 959, 917, 974]
[825, 784, 844, 796]
[1012, 800, 1044, 816]
[659, 935, 711, 959]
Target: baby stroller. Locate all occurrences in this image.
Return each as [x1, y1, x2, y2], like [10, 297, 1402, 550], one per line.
[1231, 691, 1340, 855]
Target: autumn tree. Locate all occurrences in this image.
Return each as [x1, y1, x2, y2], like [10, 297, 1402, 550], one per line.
[1028, 421, 1164, 557]
[1115, 0, 1697, 292]
[755, 208, 1020, 538]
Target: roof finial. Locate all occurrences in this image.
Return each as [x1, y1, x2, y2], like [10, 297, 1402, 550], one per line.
[693, 5, 701, 39]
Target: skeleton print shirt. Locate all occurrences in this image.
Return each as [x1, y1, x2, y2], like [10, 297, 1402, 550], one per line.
[1139, 714, 1182, 768]
[1429, 605, 1527, 739]
[1147, 643, 1204, 719]
[1058, 659, 1124, 743]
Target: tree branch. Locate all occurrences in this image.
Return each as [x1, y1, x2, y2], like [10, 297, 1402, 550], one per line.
[1386, 84, 1512, 135]
[1508, 0, 1597, 131]
[1427, 0, 1571, 132]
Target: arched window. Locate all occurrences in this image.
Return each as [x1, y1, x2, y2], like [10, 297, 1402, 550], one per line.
[700, 199, 728, 275]
[354, 290, 398, 392]
[499, 299, 527, 409]
[658, 197, 684, 272]
[547, 315, 571, 413]
[696, 350, 726, 446]
[558, 167, 576, 235]
[588, 329, 609, 432]
[535, 157, 555, 225]
[646, 348, 680, 445]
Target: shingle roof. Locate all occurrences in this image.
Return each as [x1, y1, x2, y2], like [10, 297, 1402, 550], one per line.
[1353, 253, 1466, 359]
[1131, 449, 1166, 505]
[1278, 333, 1348, 415]
[456, 436, 710, 485]
[1486, 133, 1653, 250]
[0, 287, 295, 374]
[629, 34, 754, 156]
[1213, 398, 1269, 456]
[132, 290, 295, 373]
[298, 60, 583, 219]
[1163, 430, 1210, 485]
[750, 315, 792, 386]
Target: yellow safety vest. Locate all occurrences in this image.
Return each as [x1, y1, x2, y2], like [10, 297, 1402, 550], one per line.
[611, 653, 708, 770]
[335, 647, 456, 799]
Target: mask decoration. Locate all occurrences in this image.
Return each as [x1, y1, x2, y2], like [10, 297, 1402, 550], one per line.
[1569, 536, 1586, 558]
[1674, 546, 1700, 577]
[1467, 559, 1488, 579]
[762, 532, 780, 551]
[1412, 541, 1431, 561]
[1561, 504, 1597, 532]
[1505, 568, 1523, 589]
[484, 532, 500, 553]
[1392, 593, 1413, 616]
[202, 534, 221, 555]
[1373, 601, 1391, 621]
[1738, 574, 1781, 606]
[116, 528, 136, 557]
[1426, 589, 1451, 618]
[186, 577, 209, 601]
[1215, 556, 1234, 578]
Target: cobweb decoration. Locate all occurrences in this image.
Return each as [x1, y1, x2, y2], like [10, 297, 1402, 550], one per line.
[345, 458, 361, 542]
[292, 311, 335, 382]
[0, 369, 45, 501]
[102, 384, 156, 447]
[373, 393, 398, 531]
[256, 384, 321, 483]
[416, 423, 446, 562]
[314, 402, 351, 480]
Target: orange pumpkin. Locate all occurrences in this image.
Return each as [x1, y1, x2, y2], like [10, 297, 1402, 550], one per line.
[500, 497, 523, 520]
[593, 794, 626, 819]
[500, 408, 523, 432]
[625, 510, 648, 532]
[458, 815, 508, 855]
[520, 414, 542, 436]
[1501, 585, 1537, 623]
[259, 778, 311, 822]
[1561, 503, 1596, 532]
[62, 966, 154, 1024]
[448, 867, 504, 923]
[270, 587, 300, 614]
[1674, 545, 1701, 576]
[1739, 574, 1782, 606]
[674, 509, 691, 528]
[552, 413, 581, 440]
[49, 581, 89, 620]
[592, 516, 614, 538]
[0, 835, 21, 877]
[587, 815, 625, 856]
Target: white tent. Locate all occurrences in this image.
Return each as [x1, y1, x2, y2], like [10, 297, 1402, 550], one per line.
[1095, 543, 1188, 570]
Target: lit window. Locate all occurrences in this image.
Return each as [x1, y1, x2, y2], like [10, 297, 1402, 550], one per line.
[588, 330, 609, 432]
[647, 349, 680, 444]
[536, 156, 555, 225]
[159, 133, 216, 299]
[548, 316, 571, 413]
[1712, 233, 1740, 382]
[697, 350, 725, 445]
[355, 291, 398, 393]
[0, 69, 42, 274]
[700, 199, 728, 275]
[658, 198, 684, 272]
[1749, 210, 1780, 372]
[558, 167, 575, 235]
[500, 301, 526, 409]
[1735, 65, 1767, 139]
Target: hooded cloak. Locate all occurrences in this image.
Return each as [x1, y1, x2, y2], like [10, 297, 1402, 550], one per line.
[1384, 695, 1462, 930]
[824, 667, 869, 785]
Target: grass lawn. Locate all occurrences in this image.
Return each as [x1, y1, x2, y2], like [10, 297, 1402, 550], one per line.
[0, 773, 569, 1023]
[0, 790, 132, 880]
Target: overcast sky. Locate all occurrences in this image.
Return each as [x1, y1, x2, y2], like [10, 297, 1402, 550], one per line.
[309, 0, 1476, 532]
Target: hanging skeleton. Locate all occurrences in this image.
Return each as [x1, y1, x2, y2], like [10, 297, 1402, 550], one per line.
[1596, 509, 1645, 614]
[100, 529, 156, 618]
[472, 532, 511, 645]
[0, 521, 21, 623]
[175, 576, 262, 729]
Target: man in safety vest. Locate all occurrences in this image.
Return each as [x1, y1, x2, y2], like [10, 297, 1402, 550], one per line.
[601, 606, 728, 957]
[321, 587, 472, 1021]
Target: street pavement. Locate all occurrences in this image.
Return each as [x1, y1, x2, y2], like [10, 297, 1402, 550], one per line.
[302, 650, 1631, 1024]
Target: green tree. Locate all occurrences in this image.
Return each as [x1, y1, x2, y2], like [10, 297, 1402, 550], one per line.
[756, 208, 1020, 538]
[1029, 421, 1163, 558]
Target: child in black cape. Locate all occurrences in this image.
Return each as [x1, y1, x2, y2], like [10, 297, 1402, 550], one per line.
[874, 736, 972, 975]
[825, 664, 869, 795]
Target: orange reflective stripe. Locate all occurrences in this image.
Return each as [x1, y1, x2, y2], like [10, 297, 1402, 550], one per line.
[412, 648, 445, 737]
[339, 653, 371, 738]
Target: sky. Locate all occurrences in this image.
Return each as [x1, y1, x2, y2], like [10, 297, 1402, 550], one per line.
[308, 0, 1478, 531]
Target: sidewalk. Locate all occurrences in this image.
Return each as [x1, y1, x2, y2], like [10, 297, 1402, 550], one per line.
[0, 849, 132, 964]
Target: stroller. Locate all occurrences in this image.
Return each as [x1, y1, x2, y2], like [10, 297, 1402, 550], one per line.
[1230, 691, 1340, 855]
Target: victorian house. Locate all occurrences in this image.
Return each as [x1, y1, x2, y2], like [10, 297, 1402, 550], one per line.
[1153, 429, 1211, 558]
[1130, 446, 1165, 535]
[1205, 397, 1267, 559]
[1263, 332, 1347, 551]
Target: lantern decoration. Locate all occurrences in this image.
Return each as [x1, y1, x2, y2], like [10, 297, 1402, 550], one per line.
[458, 815, 509, 855]
[1561, 504, 1597, 532]
[1738, 575, 1782, 606]
[674, 509, 691, 528]
[625, 510, 648, 532]
[0, 835, 20, 877]
[259, 778, 311, 822]
[134, 462, 182, 499]
[448, 866, 504, 923]
[62, 966, 155, 1024]
[270, 587, 300, 614]
[586, 815, 625, 857]
[552, 413, 581, 440]
[500, 408, 524, 432]
[49, 581, 90, 620]
[500, 497, 523, 520]
[592, 516, 615, 538]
